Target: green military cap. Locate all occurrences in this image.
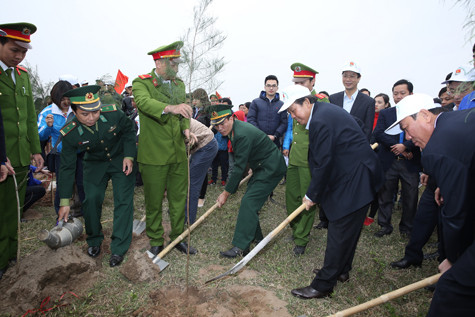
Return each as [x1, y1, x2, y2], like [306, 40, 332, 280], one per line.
[63, 85, 102, 111]
[291, 63, 318, 83]
[208, 104, 233, 125]
[148, 41, 184, 61]
[0, 22, 37, 49]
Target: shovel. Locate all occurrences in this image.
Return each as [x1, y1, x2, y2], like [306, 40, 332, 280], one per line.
[132, 215, 146, 235]
[206, 203, 306, 284]
[147, 173, 253, 271]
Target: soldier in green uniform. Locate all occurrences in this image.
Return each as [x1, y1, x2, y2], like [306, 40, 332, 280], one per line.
[282, 63, 329, 255]
[57, 85, 136, 267]
[214, 105, 287, 258]
[132, 41, 197, 256]
[0, 23, 43, 280]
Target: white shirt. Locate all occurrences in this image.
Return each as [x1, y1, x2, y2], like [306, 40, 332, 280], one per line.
[343, 90, 358, 113]
[0, 60, 16, 84]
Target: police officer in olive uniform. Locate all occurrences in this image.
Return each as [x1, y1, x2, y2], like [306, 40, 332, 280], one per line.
[57, 85, 136, 267]
[0, 23, 43, 280]
[282, 63, 329, 255]
[132, 41, 197, 256]
[214, 105, 287, 258]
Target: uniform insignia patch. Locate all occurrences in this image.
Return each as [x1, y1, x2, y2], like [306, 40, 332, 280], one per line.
[139, 74, 152, 79]
[79, 140, 89, 145]
[101, 104, 117, 112]
[60, 121, 77, 136]
[153, 78, 158, 87]
[108, 125, 117, 132]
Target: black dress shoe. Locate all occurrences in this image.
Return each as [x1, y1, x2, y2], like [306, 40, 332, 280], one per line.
[314, 221, 328, 229]
[174, 242, 197, 254]
[374, 227, 392, 238]
[220, 246, 249, 258]
[312, 268, 349, 282]
[149, 245, 164, 256]
[291, 286, 331, 299]
[87, 246, 101, 258]
[109, 254, 124, 267]
[293, 245, 306, 256]
[390, 258, 422, 269]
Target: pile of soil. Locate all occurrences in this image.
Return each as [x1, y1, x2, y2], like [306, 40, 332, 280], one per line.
[0, 245, 100, 316]
[133, 284, 291, 317]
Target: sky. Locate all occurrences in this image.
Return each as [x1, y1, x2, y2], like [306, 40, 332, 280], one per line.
[3, 0, 474, 108]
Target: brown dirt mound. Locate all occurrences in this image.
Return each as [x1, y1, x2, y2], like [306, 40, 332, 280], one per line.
[133, 284, 291, 317]
[0, 245, 100, 316]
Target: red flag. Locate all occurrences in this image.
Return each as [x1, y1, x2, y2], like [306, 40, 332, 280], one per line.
[114, 69, 128, 94]
[215, 91, 222, 99]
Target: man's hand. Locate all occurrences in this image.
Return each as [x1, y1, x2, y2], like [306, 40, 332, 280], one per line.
[45, 114, 54, 127]
[186, 131, 198, 147]
[282, 149, 289, 157]
[390, 143, 406, 156]
[420, 173, 428, 186]
[438, 259, 452, 274]
[402, 151, 413, 160]
[435, 187, 444, 206]
[58, 206, 70, 222]
[32, 153, 44, 170]
[268, 135, 275, 141]
[302, 196, 316, 211]
[217, 190, 230, 208]
[123, 158, 133, 176]
[5, 157, 15, 175]
[0, 165, 7, 182]
[164, 103, 192, 118]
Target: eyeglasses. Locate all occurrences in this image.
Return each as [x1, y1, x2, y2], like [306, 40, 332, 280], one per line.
[265, 84, 278, 88]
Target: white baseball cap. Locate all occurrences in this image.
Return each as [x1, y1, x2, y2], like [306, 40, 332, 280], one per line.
[441, 64, 475, 84]
[59, 74, 79, 86]
[341, 61, 361, 75]
[385, 93, 437, 135]
[278, 85, 312, 113]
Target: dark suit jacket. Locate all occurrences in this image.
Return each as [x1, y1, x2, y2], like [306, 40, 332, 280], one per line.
[372, 107, 422, 173]
[329, 91, 375, 140]
[422, 109, 475, 267]
[306, 102, 383, 221]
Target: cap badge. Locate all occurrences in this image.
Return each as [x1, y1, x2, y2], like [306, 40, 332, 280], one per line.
[85, 92, 94, 101]
[21, 28, 31, 36]
[350, 62, 354, 66]
[212, 111, 218, 117]
[455, 68, 462, 74]
[295, 66, 301, 72]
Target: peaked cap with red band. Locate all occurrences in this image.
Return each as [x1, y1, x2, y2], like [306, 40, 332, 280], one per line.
[148, 41, 184, 60]
[290, 63, 318, 83]
[0, 22, 36, 43]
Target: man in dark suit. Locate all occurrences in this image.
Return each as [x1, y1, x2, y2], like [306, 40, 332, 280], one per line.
[329, 61, 375, 140]
[385, 93, 475, 316]
[314, 62, 375, 230]
[279, 85, 383, 299]
[373, 79, 422, 238]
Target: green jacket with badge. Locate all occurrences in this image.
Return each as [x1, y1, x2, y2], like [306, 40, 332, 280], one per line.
[132, 69, 189, 165]
[59, 105, 136, 199]
[0, 66, 41, 167]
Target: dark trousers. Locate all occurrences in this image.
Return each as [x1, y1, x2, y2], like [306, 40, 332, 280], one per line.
[427, 242, 475, 316]
[377, 160, 419, 233]
[24, 185, 46, 212]
[311, 204, 368, 293]
[211, 150, 229, 182]
[54, 152, 85, 214]
[404, 186, 439, 263]
[199, 175, 208, 199]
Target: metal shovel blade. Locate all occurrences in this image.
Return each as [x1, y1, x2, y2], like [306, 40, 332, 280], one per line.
[146, 250, 169, 271]
[132, 215, 146, 235]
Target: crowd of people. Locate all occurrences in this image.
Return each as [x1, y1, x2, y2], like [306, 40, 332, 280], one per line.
[1, 21, 475, 316]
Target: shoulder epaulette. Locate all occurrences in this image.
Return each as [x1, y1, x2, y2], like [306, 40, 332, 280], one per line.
[315, 93, 327, 100]
[101, 104, 117, 112]
[17, 65, 28, 73]
[138, 74, 152, 79]
[60, 121, 77, 136]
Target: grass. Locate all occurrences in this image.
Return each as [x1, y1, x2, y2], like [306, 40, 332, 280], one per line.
[9, 175, 438, 317]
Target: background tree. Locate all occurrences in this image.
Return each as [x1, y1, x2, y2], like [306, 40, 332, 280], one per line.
[25, 61, 54, 114]
[180, 0, 227, 98]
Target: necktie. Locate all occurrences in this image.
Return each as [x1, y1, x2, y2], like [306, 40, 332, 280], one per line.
[5, 68, 13, 84]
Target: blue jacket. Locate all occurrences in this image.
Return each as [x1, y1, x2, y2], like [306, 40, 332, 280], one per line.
[214, 132, 228, 151]
[37, 104, 74, 153]
[247, 91, 287, 139]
